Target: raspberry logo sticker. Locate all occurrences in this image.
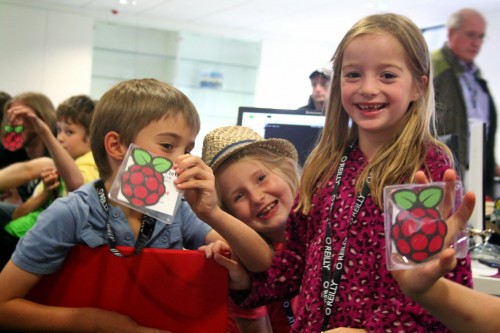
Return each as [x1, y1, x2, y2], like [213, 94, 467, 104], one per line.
[2, 125, 24, 151]
[390, 186, 447, 263]
[120, 148, 173, 207]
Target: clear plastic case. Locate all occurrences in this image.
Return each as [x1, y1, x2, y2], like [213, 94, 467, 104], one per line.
[384, 181, 468, 270]
[109, 144, 184, 224]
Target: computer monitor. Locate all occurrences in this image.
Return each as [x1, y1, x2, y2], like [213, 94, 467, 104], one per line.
[237, 107, 325, 166]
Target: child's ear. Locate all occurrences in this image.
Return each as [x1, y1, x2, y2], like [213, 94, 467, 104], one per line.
[412, 75, 428, 101]
[104, 131, 127, 161]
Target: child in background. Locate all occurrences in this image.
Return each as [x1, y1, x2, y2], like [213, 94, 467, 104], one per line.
[215, 13, 476, 332]
[0, 91, 28, 171]
[0, 92, 56, 223]
[202, 125, 300, 333]
[0, 95, 99, 269]
[0, 79, 272, 332]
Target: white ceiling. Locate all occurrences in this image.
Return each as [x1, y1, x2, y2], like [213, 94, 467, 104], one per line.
[3, 0, 500, 43]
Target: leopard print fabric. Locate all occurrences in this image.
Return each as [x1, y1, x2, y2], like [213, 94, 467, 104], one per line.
[240, 143, 473, 333]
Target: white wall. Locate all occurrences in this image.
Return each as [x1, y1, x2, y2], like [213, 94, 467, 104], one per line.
[0, 3, 93, 107]
[478, 10, 500, 164]
[254, 37, 337, 109]
[2, 3, 500, 161]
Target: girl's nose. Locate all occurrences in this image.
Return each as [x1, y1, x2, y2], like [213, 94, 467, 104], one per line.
[358, 77, 379, 96]
[250, 189, 265, 203]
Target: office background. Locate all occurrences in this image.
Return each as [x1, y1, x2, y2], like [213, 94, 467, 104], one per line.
[1, 0, 499, 157]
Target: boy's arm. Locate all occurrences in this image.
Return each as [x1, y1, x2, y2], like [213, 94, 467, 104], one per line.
[0, 157, 54, 192]
[0, 260, 169, 332]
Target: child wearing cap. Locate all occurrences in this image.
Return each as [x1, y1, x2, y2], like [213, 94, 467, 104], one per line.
[202, 125, 300, 333]
[0, 79, 273, 332]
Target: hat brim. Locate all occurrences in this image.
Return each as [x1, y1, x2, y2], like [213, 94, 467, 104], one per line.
[210, 138, 298, 173]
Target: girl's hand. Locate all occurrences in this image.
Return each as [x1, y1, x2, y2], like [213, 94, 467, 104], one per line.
[40, 167, 60, 193]
[173, 154, 219, 220]
[202, 240, 252, 290]
[392, 168, 475, 296]
[7, 103, 49, 136]
[391, 248, 457, 297]
[201, 239, 232, 260]
[414, 169, 475, 247]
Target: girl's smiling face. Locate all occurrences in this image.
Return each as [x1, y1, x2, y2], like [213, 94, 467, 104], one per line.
[217, 159, 293, 242]
[341, 33, 424, 140]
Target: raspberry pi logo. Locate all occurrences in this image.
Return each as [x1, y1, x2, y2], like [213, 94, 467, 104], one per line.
[120, 148, 173, 207]
[2, 125, 24, 151]
[390, 186, 448, 263]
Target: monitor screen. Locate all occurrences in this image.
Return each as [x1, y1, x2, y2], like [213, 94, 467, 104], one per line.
[237, 107, 325, 166]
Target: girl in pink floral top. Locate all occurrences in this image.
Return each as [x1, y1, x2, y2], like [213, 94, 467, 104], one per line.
[219, 13, 476, 333]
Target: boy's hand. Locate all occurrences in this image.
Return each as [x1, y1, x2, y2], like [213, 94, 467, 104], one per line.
[173, 154, 219, 220]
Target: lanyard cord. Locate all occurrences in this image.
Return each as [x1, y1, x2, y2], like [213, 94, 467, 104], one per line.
[320, 142, 371, 332]
[94, 179, 155, 257]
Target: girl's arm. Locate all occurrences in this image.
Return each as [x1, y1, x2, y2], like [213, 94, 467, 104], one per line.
[11, 167, 59, 219]
[8, 107, 84, 191]
[174, 154, 273, 272]
[0, 157, 54, 192]
[391, 249, 500, 333]
[0, 260, 169, 332]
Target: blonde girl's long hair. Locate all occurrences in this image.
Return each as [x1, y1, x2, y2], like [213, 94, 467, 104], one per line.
[296, 13, 452, 214]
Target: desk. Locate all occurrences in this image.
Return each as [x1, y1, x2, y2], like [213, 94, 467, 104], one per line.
[472, 260, 500, 295]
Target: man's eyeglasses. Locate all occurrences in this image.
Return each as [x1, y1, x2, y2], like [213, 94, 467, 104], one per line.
[461, 31, 486, 41]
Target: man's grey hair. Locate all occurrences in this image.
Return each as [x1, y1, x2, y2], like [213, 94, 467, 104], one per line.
[447, 8, 485, 30]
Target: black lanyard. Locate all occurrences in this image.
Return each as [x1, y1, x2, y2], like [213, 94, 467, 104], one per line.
[283, 298, 295, 326]
[320, 142, 371, 332]
[94, 179, 155, 257]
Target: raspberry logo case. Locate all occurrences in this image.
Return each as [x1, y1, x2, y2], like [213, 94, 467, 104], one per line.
[390, 187, 448, 263]
[2, 124, 24, 151]
[109, 144, 183, 224]
[384, 181, 468, 270]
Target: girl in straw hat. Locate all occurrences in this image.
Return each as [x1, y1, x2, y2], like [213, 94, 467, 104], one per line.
[202, 125, 300, 333]
[205, 13, 476, 333]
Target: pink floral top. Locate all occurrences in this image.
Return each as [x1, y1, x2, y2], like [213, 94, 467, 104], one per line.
[237, 143, 473, 333]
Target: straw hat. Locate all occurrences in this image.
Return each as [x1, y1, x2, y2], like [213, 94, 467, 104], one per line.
[202, 125, 298, 173]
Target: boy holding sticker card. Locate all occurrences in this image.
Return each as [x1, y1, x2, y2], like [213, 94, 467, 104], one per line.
[0, 78, 273, 332]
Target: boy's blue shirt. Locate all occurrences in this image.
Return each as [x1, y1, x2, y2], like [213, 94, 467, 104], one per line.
[13, 180, 211, 275]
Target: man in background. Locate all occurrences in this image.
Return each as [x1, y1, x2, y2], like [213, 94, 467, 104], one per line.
[432, 8, 498, 198]
[299, 67, 331, 112]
